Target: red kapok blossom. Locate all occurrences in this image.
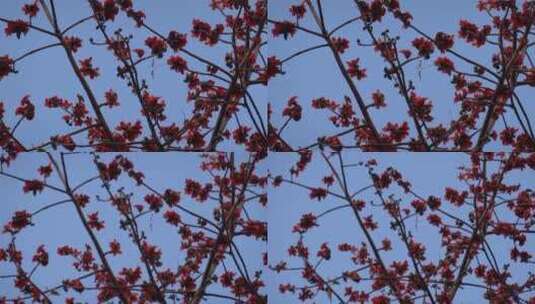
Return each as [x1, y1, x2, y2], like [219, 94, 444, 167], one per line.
[167, 55, 188, 74]
[79, 57, 100, 79]
[4, 20, 29, 39]
[309, 187, 327, 201]
[293, 213, 318, 233]
[191, 19, 223, 45]
[15, 95, 35, 120]
[22, 3, 39, 17]
[331, 37, 350, 54]
[0, 55, 14, 80]
[346, 58, 367, 80]
[23, 179, 44, 195]
[64, 36, 82, 53]
[145, 36, 167, 57]
[282, 97, 302, 121]
[434, 32, 454, 52]
[32, 245, 49, 266]
[459, 19, 491, 47]
[412, 37, 435, 58]
[167, 30, 187, 51]
[372, 90, 386, 109]
[434, 56, 455, 75]
[290, 4, 306, 19]
[272, 21, 296, 40]
[163, 210, 181, 226]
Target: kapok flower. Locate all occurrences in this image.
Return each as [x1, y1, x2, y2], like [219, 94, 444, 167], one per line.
[145, 36, 167, 57]
[79, 57, 100, 79]
[347, 59, 367, 80]
[331, 37, 349, 54]
[4, 20, 29, 38]
[0, 55, 14, 80]
[434, 32, 454, 52]
[167, 55, 188, 74]
[271, 21, 296, 40]
[412, 37, 435, 58]
[434, 56, 455, 75]
[15, 95, 35, 120]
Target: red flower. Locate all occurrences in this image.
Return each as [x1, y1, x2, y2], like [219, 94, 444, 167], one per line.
[272, 21, 296, 40]
[290, 4, 306, 19]
[23, 179, 44, 195]
[427, 195, 441, 210]
[64, 36, 82, 53]
[317, 243, 331, 260]
[87, 212, 105, 230]
[38, 164, 53, 177]
[292, 213, 318, 233]
[372, 90, 386, 109]
[116, 121, 142, 141]
[427, 214, 442, 226]
[242, 220, 267, 240]
[434, 32, 454, 52]
[167, 55, 188, 74]
[141, 92, 166, 121]
[434, 56, 455, 75]
[104, 89, 119, 108]
[383, 121, 409, 143]
[282, 97, 302, 121]
[52, 134, 76, 151]
[232, 126, 250, 144]
[459, 20, 491, 47]
[371, 295, 390, 304]
[79, 57, 100, 79]
[15, 95, 35, 120]
[163, 210, 181, 226]
[346, 59, 367, 80]
[145, 36, 167, 57]
[331, 37, 349, 54]
[109, 240, 122, 256]
[167, 31, 187, 51]
[309, 187, 327, 201]
[4, 20, 29, 39]
[444, 187, 467, 206]
[22, 3, 39, 17]
[191, 19, 223, 45]
[409, 93, 433, 122]
[144, 194, 163, 212]
[102, 0, 119, 21]
[8, 210, 32, 231]
[0, 55, 14, 80]
[141, 241, 162, 266]
[220, 271, 235, 287]
[32, 245, 49, 266]
[184, 179, 212, 202]
[259, 56, 281, 83]
[163, 189, 181, 206]
[412, 37, 435, 58]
